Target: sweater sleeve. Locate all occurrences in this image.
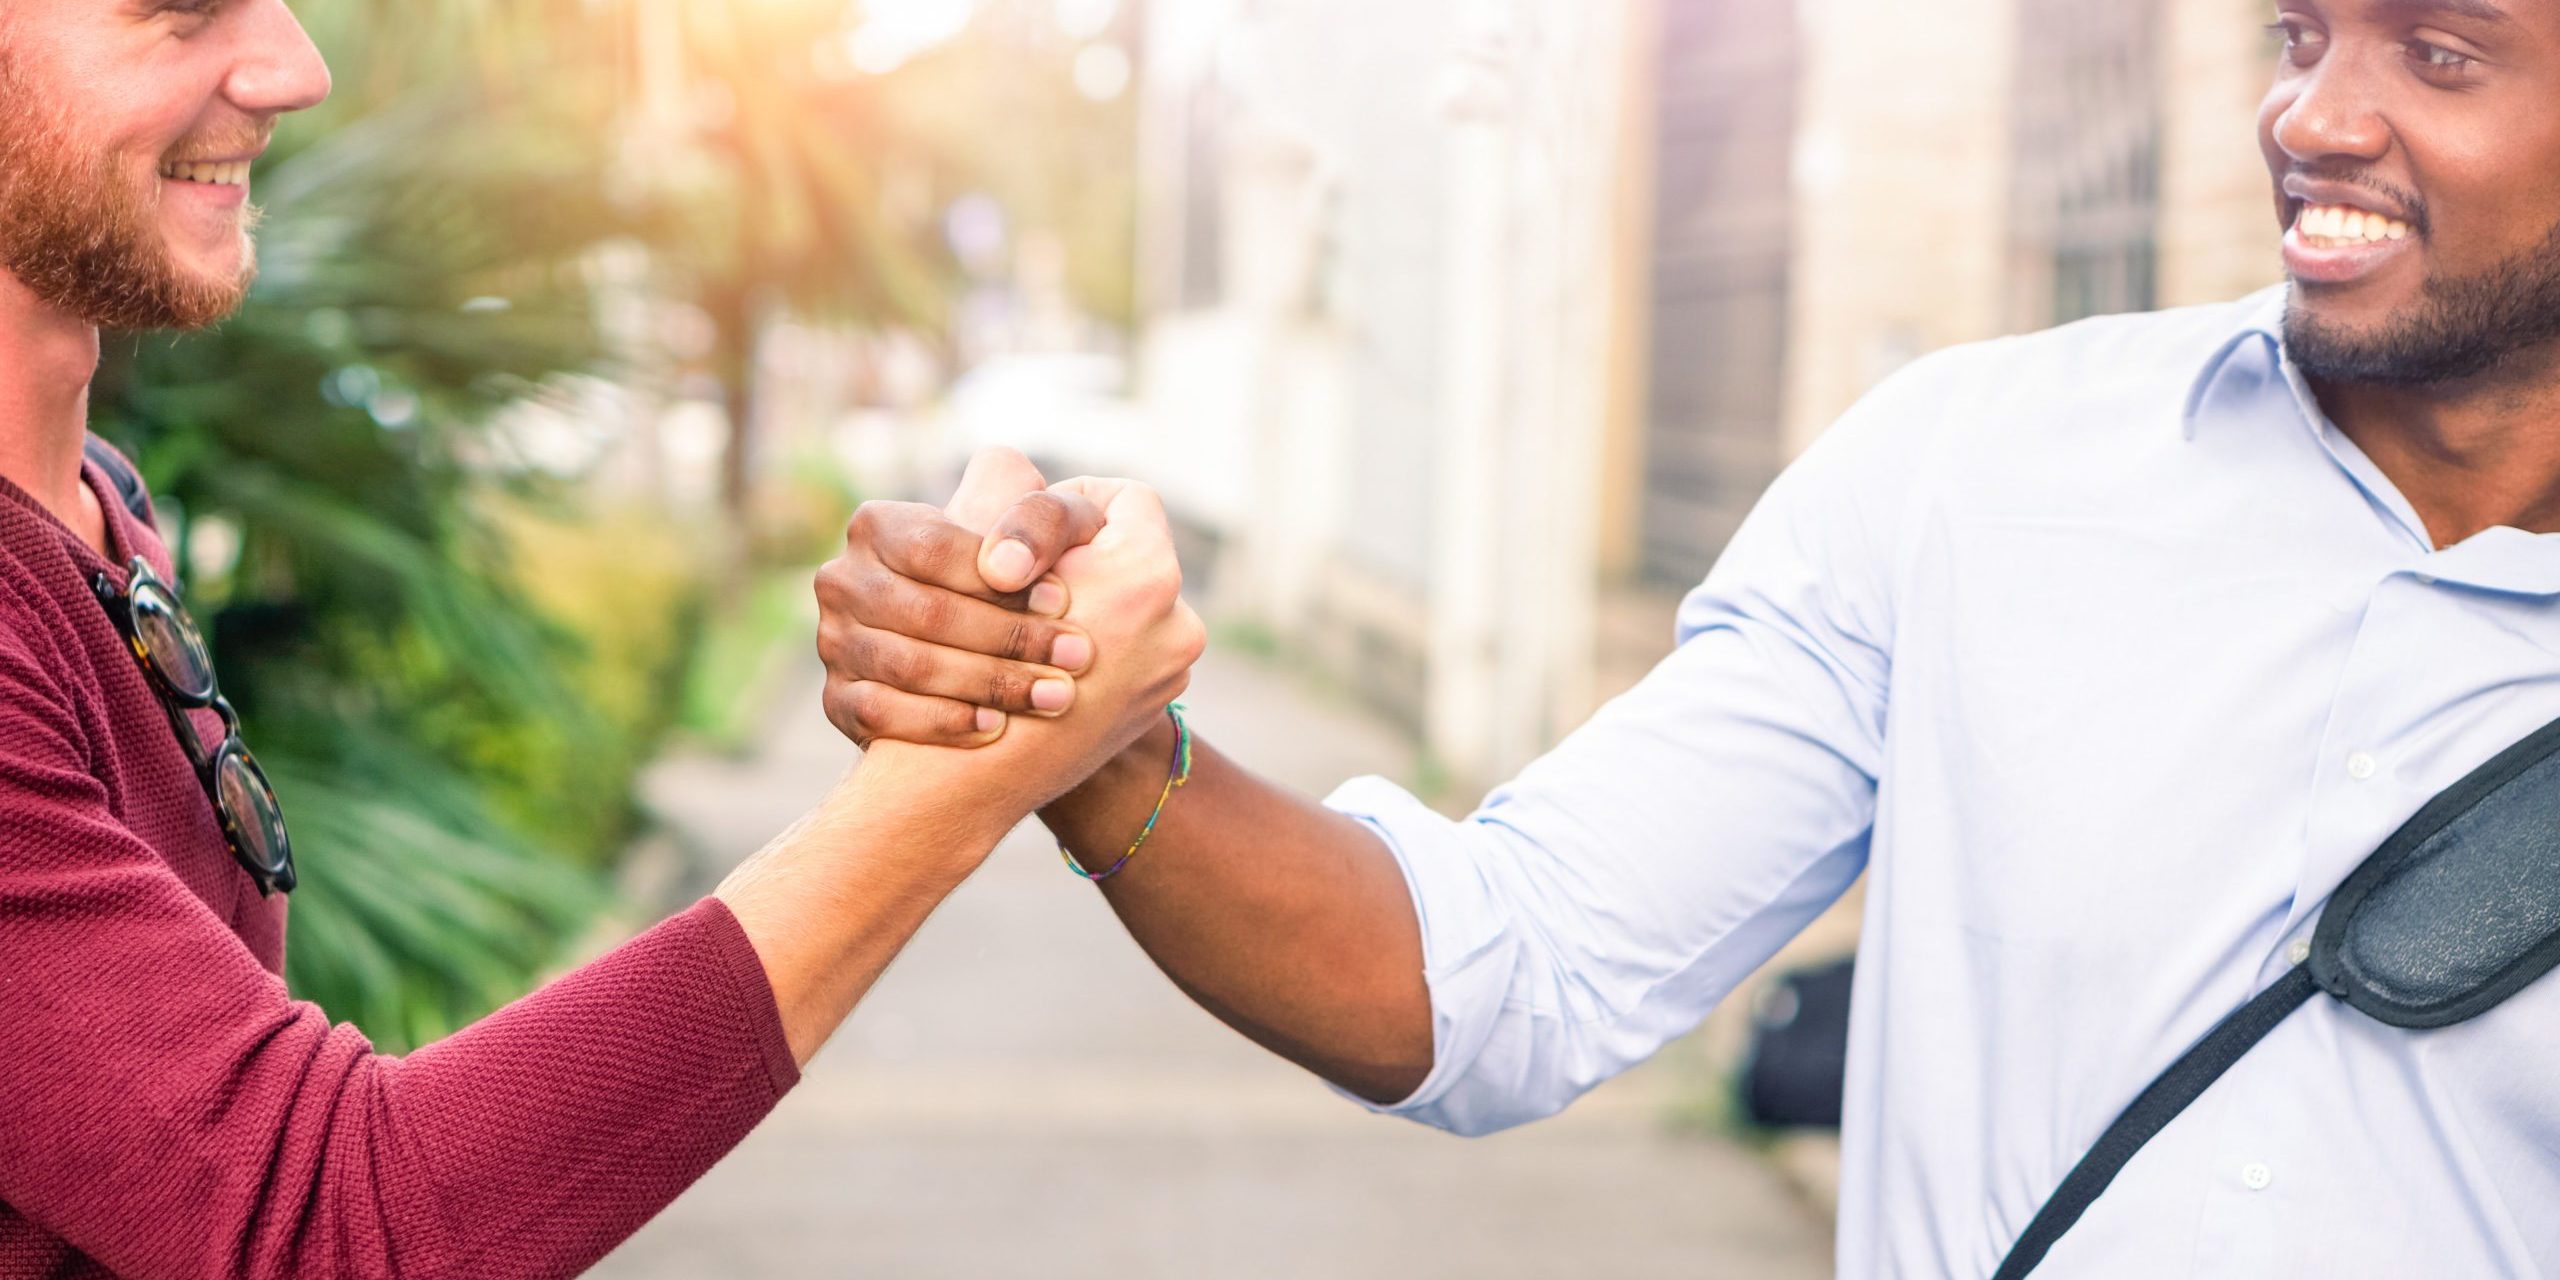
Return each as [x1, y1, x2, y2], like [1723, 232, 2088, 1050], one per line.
[0, 639, 799, 1279]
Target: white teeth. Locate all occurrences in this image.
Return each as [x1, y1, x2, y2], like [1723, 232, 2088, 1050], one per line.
[2297, 202, 2408, 245]
[158, 160, 249, 187]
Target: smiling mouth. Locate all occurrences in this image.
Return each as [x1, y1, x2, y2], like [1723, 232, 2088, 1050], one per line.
[158, 159, 251, 188]
[2292, 201, 2414, 248]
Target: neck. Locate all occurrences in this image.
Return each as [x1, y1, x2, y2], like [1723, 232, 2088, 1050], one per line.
[0, 272, 106, 552]
[2312, 351, 2560, 550]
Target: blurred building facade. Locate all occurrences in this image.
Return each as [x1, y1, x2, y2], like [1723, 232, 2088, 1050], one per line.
[1124, 0, 2282, 792]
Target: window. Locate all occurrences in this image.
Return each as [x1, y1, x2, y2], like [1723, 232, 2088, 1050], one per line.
[2011, 0, 2162, 325]
[1639, 0, 1799, 590]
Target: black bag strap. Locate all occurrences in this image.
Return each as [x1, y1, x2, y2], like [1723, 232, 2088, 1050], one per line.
[81, 435, 156, 530]
[1991, 964, 2319, 1278]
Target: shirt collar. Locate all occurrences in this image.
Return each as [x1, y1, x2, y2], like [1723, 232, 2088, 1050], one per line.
[2180, 283, 2291, 442]
[2181, 283, 2560, 593]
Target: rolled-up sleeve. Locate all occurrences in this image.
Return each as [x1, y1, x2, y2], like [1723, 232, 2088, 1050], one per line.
[1324, 352, 1960, 1136]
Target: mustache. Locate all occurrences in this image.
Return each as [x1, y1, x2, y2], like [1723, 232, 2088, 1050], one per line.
[162, 125, 273, 164]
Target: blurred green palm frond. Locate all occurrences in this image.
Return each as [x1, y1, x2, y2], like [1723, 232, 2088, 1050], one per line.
[83, 0, 1000, 1051]
[265, 740, 605, 1051]
[89, 22, 650, 1052]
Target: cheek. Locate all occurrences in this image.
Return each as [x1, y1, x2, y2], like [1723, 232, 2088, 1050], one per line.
[2404, 125, 2560, 269]
[47, 48, 225, 166]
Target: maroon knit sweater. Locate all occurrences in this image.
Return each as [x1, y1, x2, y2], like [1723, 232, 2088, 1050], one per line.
[0, 448, 800, 1279]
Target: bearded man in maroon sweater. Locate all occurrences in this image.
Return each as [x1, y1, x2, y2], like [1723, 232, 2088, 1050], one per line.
[0, 2, 1202, 1276]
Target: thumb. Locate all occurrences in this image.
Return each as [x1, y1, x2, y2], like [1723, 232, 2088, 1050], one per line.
[945, 447, 1049, 534]
[1051, 476, 1169, 552]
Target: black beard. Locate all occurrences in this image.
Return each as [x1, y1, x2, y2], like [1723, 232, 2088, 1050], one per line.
[0, 53, 256, 332]
[2286, 215, 2560, 389]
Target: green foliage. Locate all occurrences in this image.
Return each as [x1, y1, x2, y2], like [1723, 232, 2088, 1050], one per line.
[75, 0, 1134, 1052]
[263, 743, 606, 1050]
[676, 568, 815, 756]
[87, 7, 658, 1051]
[488, 501, 715, 856]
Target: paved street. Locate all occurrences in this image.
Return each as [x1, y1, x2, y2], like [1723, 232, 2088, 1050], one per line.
[592, 648, 1832, 1279]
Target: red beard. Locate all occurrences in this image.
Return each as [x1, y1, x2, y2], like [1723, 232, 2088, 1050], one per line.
[0, 52, 261, 332]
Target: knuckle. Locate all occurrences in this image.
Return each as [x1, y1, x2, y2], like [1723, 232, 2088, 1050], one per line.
[999, 618, 1041, 663]
[1008, 491, 1068, 533]
[901, 587, 956, 639]
[897, 519, 956, 577]
[872, 636, 932, 690]
[843, 680, 890, 727]
[845, 630, 892, 680]
[984, 667, 1034, 711]
[812, 558, 857, 612]
[841, 564, 894, 625]
[847, 500, 895, 544]
[814, 617, 850, 666]
[822, 680, 869, 734]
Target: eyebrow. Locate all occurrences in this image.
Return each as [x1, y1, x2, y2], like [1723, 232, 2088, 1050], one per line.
[2369, 0, 2514, 23]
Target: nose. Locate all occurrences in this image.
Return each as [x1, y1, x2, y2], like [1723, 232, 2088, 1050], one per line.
[2269, 51, 2390, 168]
[224, 0, 332, 119]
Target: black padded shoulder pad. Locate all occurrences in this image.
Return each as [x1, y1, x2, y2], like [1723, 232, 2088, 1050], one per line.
[2311, 715, 2560, 1030]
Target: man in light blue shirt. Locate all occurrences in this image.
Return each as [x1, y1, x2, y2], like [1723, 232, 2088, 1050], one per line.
[812, 0, 2560, 1272]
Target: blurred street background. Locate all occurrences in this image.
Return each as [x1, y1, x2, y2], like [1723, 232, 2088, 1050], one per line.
[97, 0, 2289, 1272]
[588, 648, 1833, 1277]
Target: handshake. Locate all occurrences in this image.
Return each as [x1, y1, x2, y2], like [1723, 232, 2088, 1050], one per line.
[810, 447, 1209, 836]
[783, 444, 1430, 1108]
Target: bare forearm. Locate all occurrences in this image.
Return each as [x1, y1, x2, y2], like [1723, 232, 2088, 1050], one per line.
[1039, 720, 1434, 1102]
[717, 749, 1013, 1066]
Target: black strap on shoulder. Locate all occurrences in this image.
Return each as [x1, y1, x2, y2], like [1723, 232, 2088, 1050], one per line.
[1992, 964, 2319, 1279]
[81, 435, 156, 530]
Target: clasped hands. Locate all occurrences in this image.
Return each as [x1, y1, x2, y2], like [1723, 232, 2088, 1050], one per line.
[813, 448, 1205, 841]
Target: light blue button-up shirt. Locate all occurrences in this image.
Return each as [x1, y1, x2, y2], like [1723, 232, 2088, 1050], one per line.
[1327, 285, 2560, 1277]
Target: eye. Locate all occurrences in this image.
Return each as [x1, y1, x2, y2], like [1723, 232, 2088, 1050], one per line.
[2265, 16, 2327, 68]
[2406, 38, 2483, 82]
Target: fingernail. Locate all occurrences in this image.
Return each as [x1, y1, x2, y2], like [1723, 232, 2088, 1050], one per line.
[976, 707, 1004, 735]
[1050, 633, 1092, 671]
[1028, 580, 1069, 616]
[1031, 678, 1074, 713]
[987, 539, 1035, 588]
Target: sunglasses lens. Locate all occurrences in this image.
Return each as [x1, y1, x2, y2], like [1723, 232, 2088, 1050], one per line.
[130, 580, 217, 703]
[214, 745, 293, 890]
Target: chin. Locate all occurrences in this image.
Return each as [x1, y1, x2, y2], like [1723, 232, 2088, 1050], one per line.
[164, 237, 257, 300]
[2289, 281, 2402, 327]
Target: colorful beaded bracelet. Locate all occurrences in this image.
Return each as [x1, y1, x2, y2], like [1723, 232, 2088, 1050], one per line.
[1062, 703, 1192, 883]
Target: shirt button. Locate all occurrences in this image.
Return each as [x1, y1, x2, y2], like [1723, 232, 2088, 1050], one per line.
[2287, 938, 2312, 966]
[2241, 1161, 2273, 1191]
[2346, 752, 2378, 781]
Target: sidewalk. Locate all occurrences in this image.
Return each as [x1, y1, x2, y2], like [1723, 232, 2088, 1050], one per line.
[591, 649, 1834, 1279]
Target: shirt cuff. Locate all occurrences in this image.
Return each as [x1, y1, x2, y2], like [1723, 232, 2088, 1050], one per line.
[1321, 775, 1520, 1127]
[690, 896, 803, 1098]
